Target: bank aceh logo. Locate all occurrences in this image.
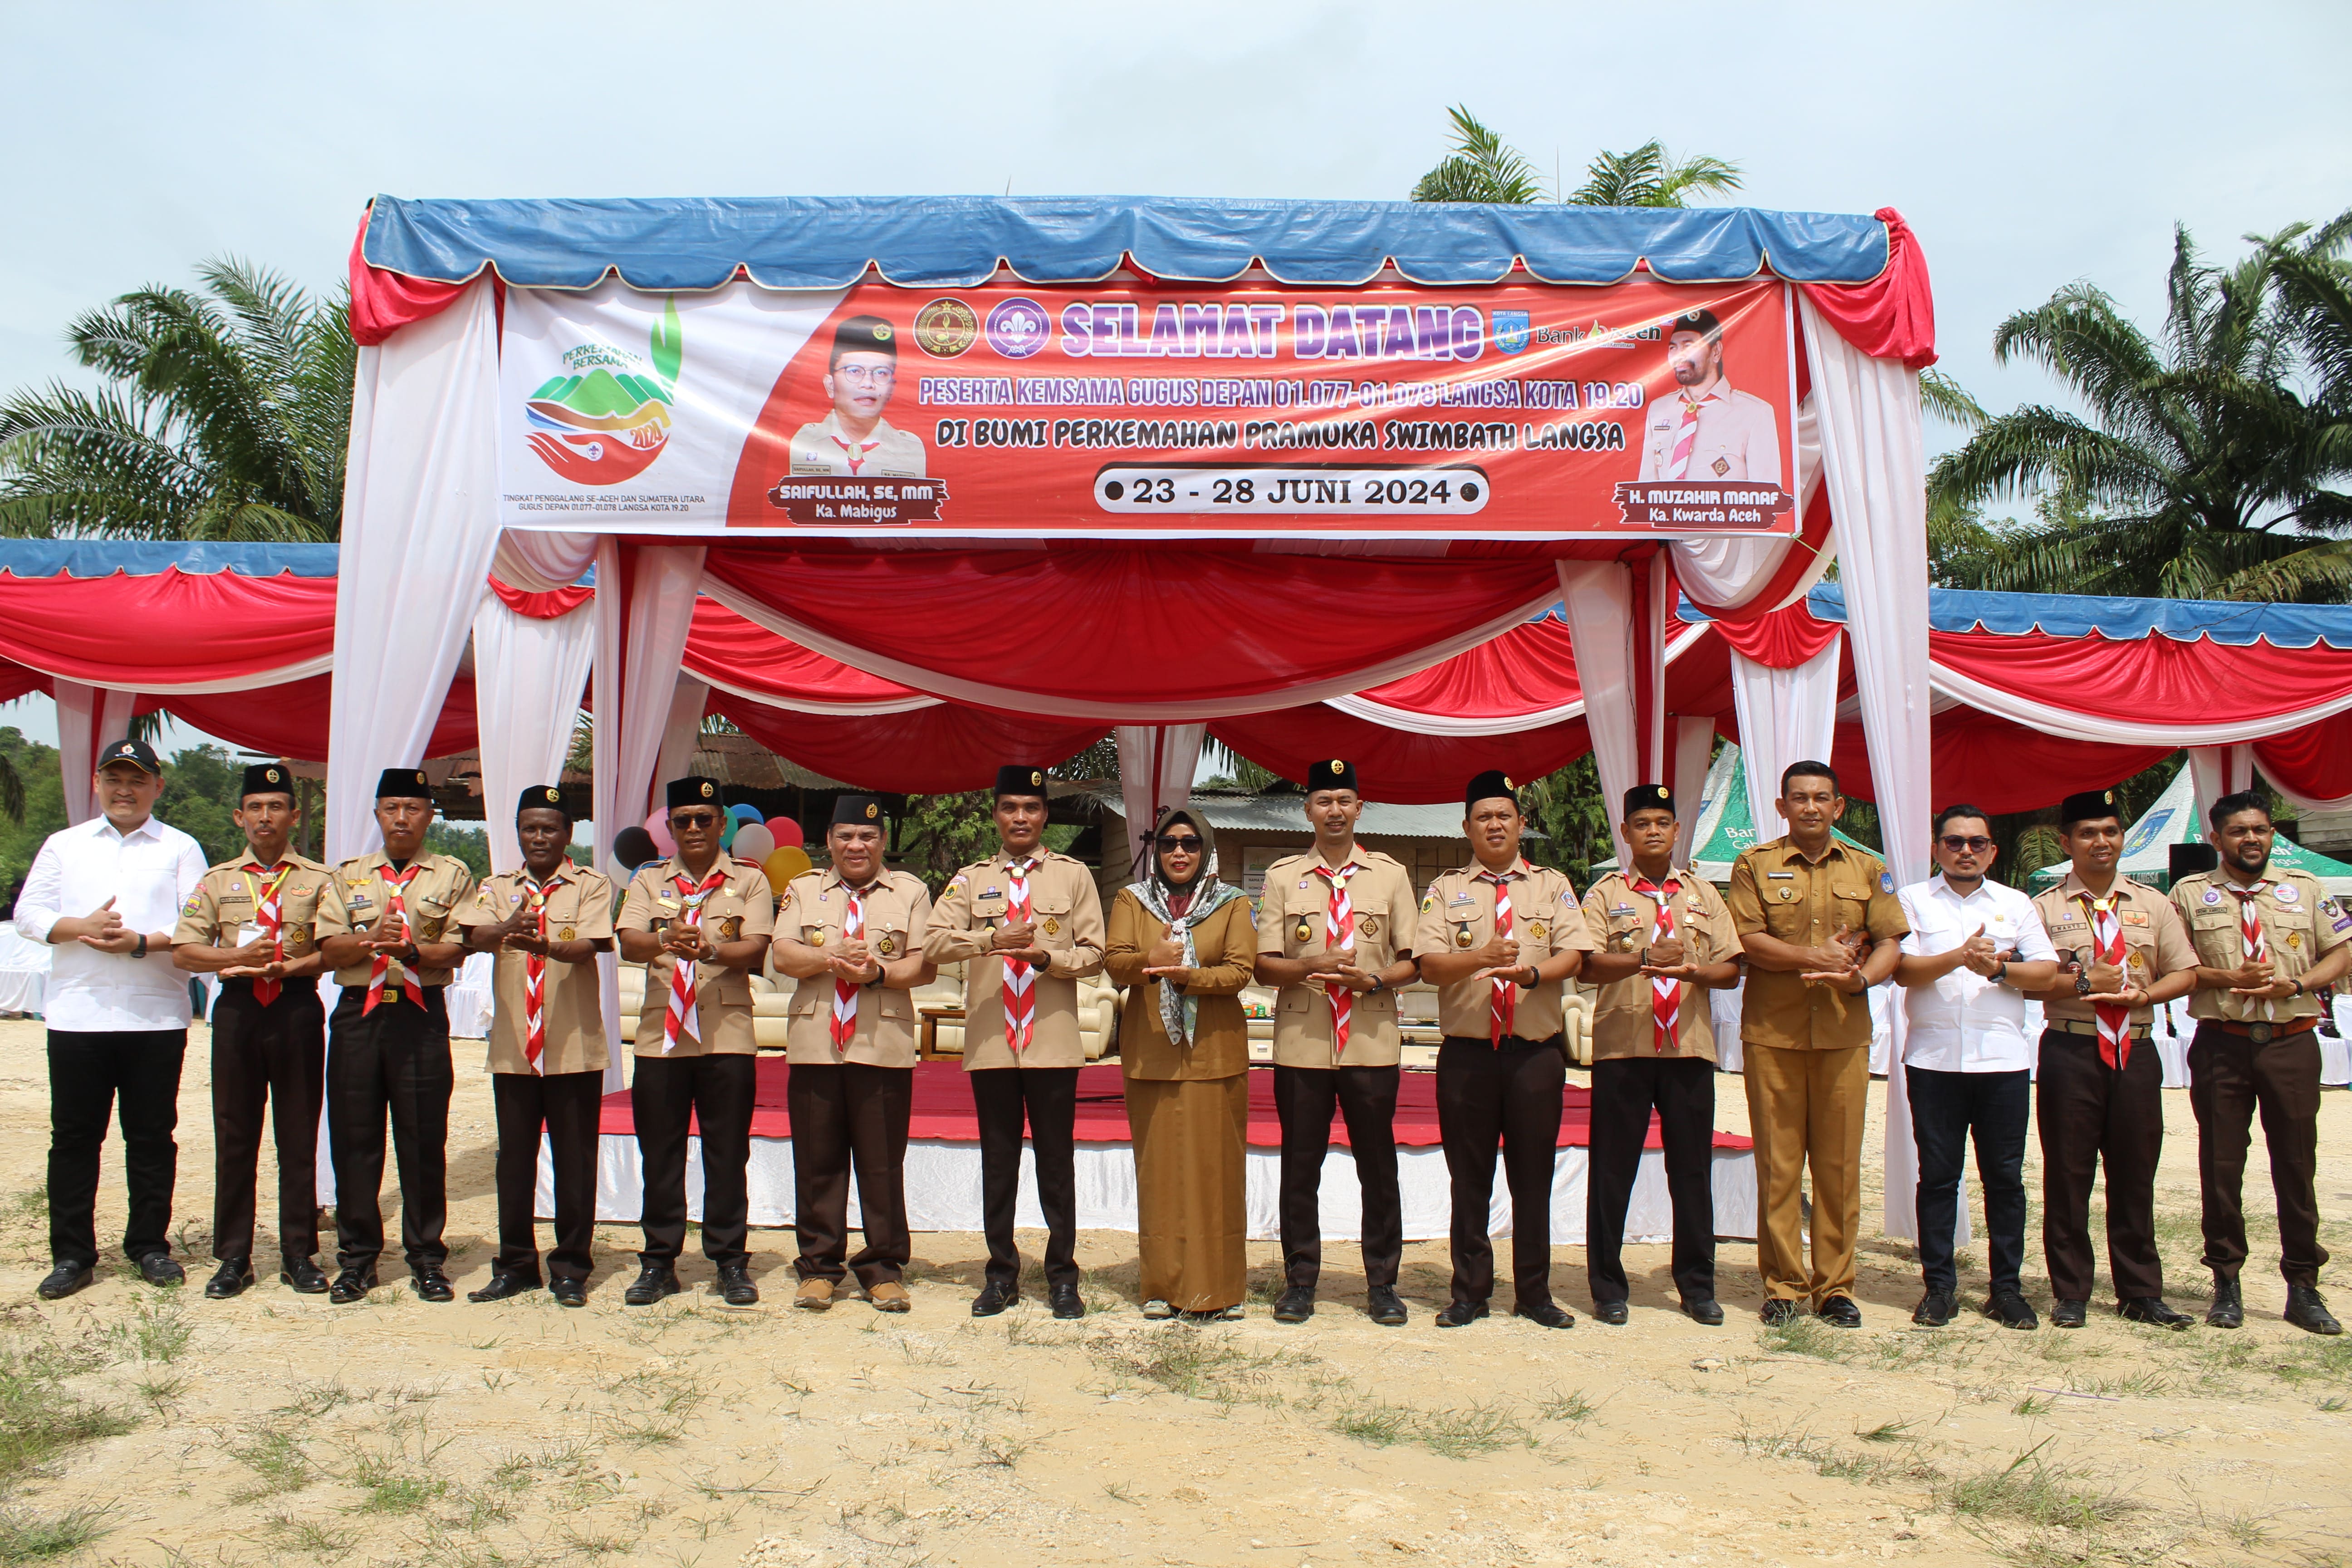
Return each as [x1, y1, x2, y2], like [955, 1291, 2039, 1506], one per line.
[524, 296, 682, 484]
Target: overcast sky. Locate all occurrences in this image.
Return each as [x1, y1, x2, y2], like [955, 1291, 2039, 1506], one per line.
[3, 0, 2348, 749]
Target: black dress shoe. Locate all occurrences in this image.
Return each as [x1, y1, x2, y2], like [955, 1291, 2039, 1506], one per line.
[1366, 1286, 1408, 1327]
[280, 1258, 329, 1294]
[205, 1260, 255, 1300]
[1435, 1300, 1488, 1328]
[1681, 1296, 1725, 1326]
[623, 1265, 680, 1307]
[1513, 1300, 1576, 1329]
[549, 1278, 588, 1308]
[970, 1279, 1018, 1317]
[37, 1262, 94, 1301]
[717, 1262, 760, 1307]
[328, 1267, 377, 1304]
[1911, 1289, 1956, 1327]
[1049, 1283, 1085, 1320]
[1591, 1299, 1629, 1326]
[2119, 1296, 2191, 1329]
[2051, 1298, 2087, 1329]
[1817, 1295, 1862, 1328]
[412, 1268, 455, 1303]
[2207, 1275, 2244, 1328]
[1984, 1290, 2039, 1330]
[1271, 1285, 1316, 1323]
[466, 1272, 537, 1303]
[2285, 1284, 2343, 1336]
[136, 1252, 185, 1288]
[1759, 1298, 1804, 1325]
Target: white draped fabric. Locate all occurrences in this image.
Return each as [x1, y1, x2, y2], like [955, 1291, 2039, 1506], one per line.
[1728, 639, 1842, 853]
[327, 281, 503, 861]
[53, 682, 138, 826]
[1114, 724, 1205, 881]
[490, 530, 599, 596]
[470, 594, 597, 875]
[2187, 744, 2257, 823]
[1931, 666, 2352, 747]
[1558, 561, 1642, 823]
[653, 675, 712, 788]
[1669, 715, 1716, 870]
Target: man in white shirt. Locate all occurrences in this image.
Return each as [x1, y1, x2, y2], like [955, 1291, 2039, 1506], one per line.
[1894, 804, 2060, 1331]
[12, 739, 208, 1299]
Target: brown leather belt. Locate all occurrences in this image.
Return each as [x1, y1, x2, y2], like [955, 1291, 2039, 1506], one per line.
[2042, 1019, 2151, 1041]
[2205, 1016, 2317, 1044]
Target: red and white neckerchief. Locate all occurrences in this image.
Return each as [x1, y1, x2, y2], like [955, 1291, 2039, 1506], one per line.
[1629, 872, 1683, 1054]
[661, 866, 730, 1053]
[1664, 390, 1722, 479]
[1002, 857, 1040, 1053]
[362, 863, 424, 1015]
[240, 859, 294, 1008]
[1477, 867, 1519, 1044]
[519, 872, 556, 1073]
[1313, 862, 1361, 1063]
[2074, 888, 2133, 1069]
[2224, 879, 2274, 1024]
[830, 433, 882, 474]
[830, 881, 867, 1052]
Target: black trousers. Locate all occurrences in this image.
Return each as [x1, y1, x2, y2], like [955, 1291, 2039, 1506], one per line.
[2188, 1022, 2328, 1287]
[327, 989, 452, 1274]
[2036, 1029, 2164, 1303]
[46, 1028, 186, 1269]
[1906, 1065, 2029, 1297]
[791, 1062, 914, 1288]
[1272, 1063, 1402, 1291]
[970, 1066, 1079, 1289]
[1587, 1052, 1716, 1307]
[491, 1069, 604, 1284]
[210, 979, 324, 1267]
[1439, 1035, 1567, 1309]
[632, 1052, 755, 1268]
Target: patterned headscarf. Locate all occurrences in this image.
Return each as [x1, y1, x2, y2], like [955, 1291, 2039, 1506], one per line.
[1127, 808, 1245, 1047]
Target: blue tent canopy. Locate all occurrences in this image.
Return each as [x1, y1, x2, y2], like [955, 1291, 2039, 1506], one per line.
[0, 540, 338, 578]
[1676, 582, 2352, 650]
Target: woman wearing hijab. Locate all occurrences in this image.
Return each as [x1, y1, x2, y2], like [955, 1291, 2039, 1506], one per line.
[1105, 808, 1257, 1319]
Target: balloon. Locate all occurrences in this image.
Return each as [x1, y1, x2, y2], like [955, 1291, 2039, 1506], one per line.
[766, 816, 804, 848]
[761, 846, 812, 892]
[732, 823, 775, 862]
[613, 826, 658, 868]
[643, 810, 676, 859]
[730, 803, 762, 822]
[720, 814, 740, 849]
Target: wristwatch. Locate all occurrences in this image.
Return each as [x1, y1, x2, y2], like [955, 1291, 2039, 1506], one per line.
[2290, 978, 2306, 998]
[1367, 975, 1387, 995]
[1990, 960, 2009, 986]
[133, 934, 148, 959]
[2073, 970, 2093, 998]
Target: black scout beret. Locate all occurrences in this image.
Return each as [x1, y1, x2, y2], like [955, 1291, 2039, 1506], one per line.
[517, 784, 568, 819]
[1465, 770, 1519, 814]
[829, 314, 898, 363]
[832, 794, 886, 827]
[1624, 783, 1675, 819]
[1305, 759, 1359, 795]
[374, 767, 431, 802]
[1669, 308, 1722, 338]
[666, 776, 721, 811]
[2057, 788, 2122, 829]
[994, 766, 1048, 801]
[240, 763, 294, 801]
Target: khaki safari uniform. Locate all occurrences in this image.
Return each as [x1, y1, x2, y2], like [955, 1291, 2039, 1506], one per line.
[1415, 857, 1593, 1043]
[175, 853, 338, 965]
[615, 855, 777, 1055]
[1635, 377, 1783, 484]
[458, 864, 616, 1076]
[1258, 848, 1419, 1065]
[789, 412, 927, 478]
[1579, 867, 1741, 1062]
[1727, 836, 1908, 1306]
[778, 867, 935, 1067]
[921, 850, 1106, 1069]
[316, 851, 477, 990]
[2034, 872, 2196, 1034]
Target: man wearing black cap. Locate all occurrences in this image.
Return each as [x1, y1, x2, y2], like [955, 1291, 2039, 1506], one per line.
[924, 766, 1106, 1318]
[615, 777, 778, 1306]
[1254, 759, 1421, 1326]
[770, 794, 936, 1313]
[1416, 770, 1593, 1328]
[457, 787, 616, 1307]
[1635, 308, 1782, 485]
[315, 768, 477, 1303]
[788, 314, 926, 478]
[171, 763, 338, 1298]
[15, 738, 208, 1300]
[2026, 788, 2199, 1328]
[1576, 784, 1743, 1326]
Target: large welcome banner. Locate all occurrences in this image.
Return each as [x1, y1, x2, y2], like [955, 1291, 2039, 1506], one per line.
[498, 274, 1798, 540]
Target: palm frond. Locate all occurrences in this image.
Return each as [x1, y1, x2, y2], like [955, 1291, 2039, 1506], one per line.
[1410, 105, 1542, 205]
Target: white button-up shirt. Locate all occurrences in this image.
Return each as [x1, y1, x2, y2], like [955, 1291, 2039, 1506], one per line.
[1896, 874, 2057, 1073]
[12, 814, 207, 1032]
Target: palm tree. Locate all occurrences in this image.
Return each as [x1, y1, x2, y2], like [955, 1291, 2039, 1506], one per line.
[0, 259, 353, 540]
[1565, 141, 1743, 208]
[1411, 107, 1741, 209]
[1410, 106, 1544, 205]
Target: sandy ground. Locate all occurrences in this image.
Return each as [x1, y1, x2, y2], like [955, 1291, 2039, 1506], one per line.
[0, 1017, 2346, 1568]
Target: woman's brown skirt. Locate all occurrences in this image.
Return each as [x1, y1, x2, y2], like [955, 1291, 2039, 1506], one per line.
[1125, 1072, 1250, 1312]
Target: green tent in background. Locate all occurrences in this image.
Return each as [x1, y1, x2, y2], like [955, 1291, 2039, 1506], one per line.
[2027, 764, 2352, 895]
[1594, 744, 1870, 887]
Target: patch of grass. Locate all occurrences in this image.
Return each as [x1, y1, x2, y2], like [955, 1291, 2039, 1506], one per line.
[0, 1339, 136, 1485]
[0, 1504, 112, 1563]
[228, 1425, 314, 1502]
[2012, 1393, 2054, 1417]
[615, 1412, 688, 1448]
[1936, 1441, 2141, 1530]
[2317, 1394, 2347, 1412]
[1086, 1323, 1312, 1404]
[105, 1299, 191, 1363]
[1534, 1387, 1598, 1423]
[1733, 1419, 1940, 1488]
[262, 1514, 354, 1558]
[1857, 1418, 1916, 1443]
[352, 1469, 445, 1515]
[132, 1370, 186, 1414]
[275, 1377, 358, 1418]
[1330, 1398, 1532, 1460]
[1756, 1313, 1853, 1362]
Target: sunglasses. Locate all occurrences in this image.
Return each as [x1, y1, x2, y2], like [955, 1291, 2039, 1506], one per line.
[1155, 835, 1205, 852]
[671, 811, 723, 828]
[1939, 835, 1993, 853]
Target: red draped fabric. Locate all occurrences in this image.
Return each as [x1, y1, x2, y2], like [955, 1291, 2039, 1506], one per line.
[1709, 594, 1841, 669]
[488, 578, 594, 619]
[0, 662, 47, 706]
[2254, 712, 2352, 804]
[156, 675, 478, 762]
[1345, 615, 1580, 718]
[1797, 208, 1939, 371]
[683, 598, 929, 708]
[0, 567, 334, 689]
[1828, 714, 2172, 816]
[348, 215, 479, 347]
[709, 692, 1105, 794]
[1209, 708, 1595, 804]
[1926, 627, 2352, 725]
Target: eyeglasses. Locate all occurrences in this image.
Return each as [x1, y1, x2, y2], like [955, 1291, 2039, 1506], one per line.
[1156, 836, 1205, 853]
[1939, 835, 1993, 853]
[833, 363, 896, 387]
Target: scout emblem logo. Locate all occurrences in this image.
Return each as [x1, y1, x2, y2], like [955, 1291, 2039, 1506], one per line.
[525, 294, 681, 485]
[1043, 917, 1060, 937]
[914, 298, 978, 358]
[700, 782, 715, 799]
[1529, 921, 1547, 941]
[1357, 915, 1378, 938]
[1711, 456, 1730, 476]
[864, 802, 879, 819]
[1455, 926, 1474, 947]
[1489, 309, 1531, 355]
[1295, 917, 1313, 943]
[877, 935, 896, 956]
[2204, 887, 2223, 905]
[2274, 884, 2299, 903]
[984, 297, 1052, 359]
[1779, 887, 1797, 901]
[559, 925, 576, 941]
[1880, 872, 1895, 893]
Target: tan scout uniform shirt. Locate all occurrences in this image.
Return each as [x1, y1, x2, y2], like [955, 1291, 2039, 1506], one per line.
[1255, 848, 1418, 1067]
[778, 867, 934, 1068]
[458, 865, 616, 1076]
[2170, 867, 2348, 1024]
[789, 412, 927, 478]
[924, 850, 1105, 1070]
[1635, 379, 1784, 484]
[1727, 837, 1907, 1051]
[1413, 857, 1593, 1044]
[316, 851, 477, 990]
[2031, 872, 2195, 1029]
[1580, 867, 1742, 1062]
[615, 855, 777, 1056]
[172, 852, 338, 964]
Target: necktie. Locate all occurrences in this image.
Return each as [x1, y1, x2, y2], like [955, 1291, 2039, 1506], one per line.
[2074, 891, 2132, 1069]
[2226, 883, 2273, 1024]
[830, 884, 866, 1052]
[521, 875, 553, 1073]
[362, 864, 424, 1015]
[243, 860, 292, 1008]
[1477, 868, 1517, 1045]
[662, 867, 729, 1052]
[1002, 858, 1039, 1053]
[1630, 874, 1683, 1055]
[1314, 863, 1360, 1063]
[831, 433, 882, 474]
[1664, 391, 1720, 479]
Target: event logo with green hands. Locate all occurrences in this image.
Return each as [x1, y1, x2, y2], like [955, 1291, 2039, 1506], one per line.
[524, 296, 682, 484]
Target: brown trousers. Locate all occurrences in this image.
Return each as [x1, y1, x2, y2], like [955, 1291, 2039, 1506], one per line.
[1127, 1073, 1249, 1312]
[1743, 1042, 1867, 1305]
[2036, 1029, 2164, 1303]
[789, 1062, 913, 1289]
[2188, 1024, 2328, 1288]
